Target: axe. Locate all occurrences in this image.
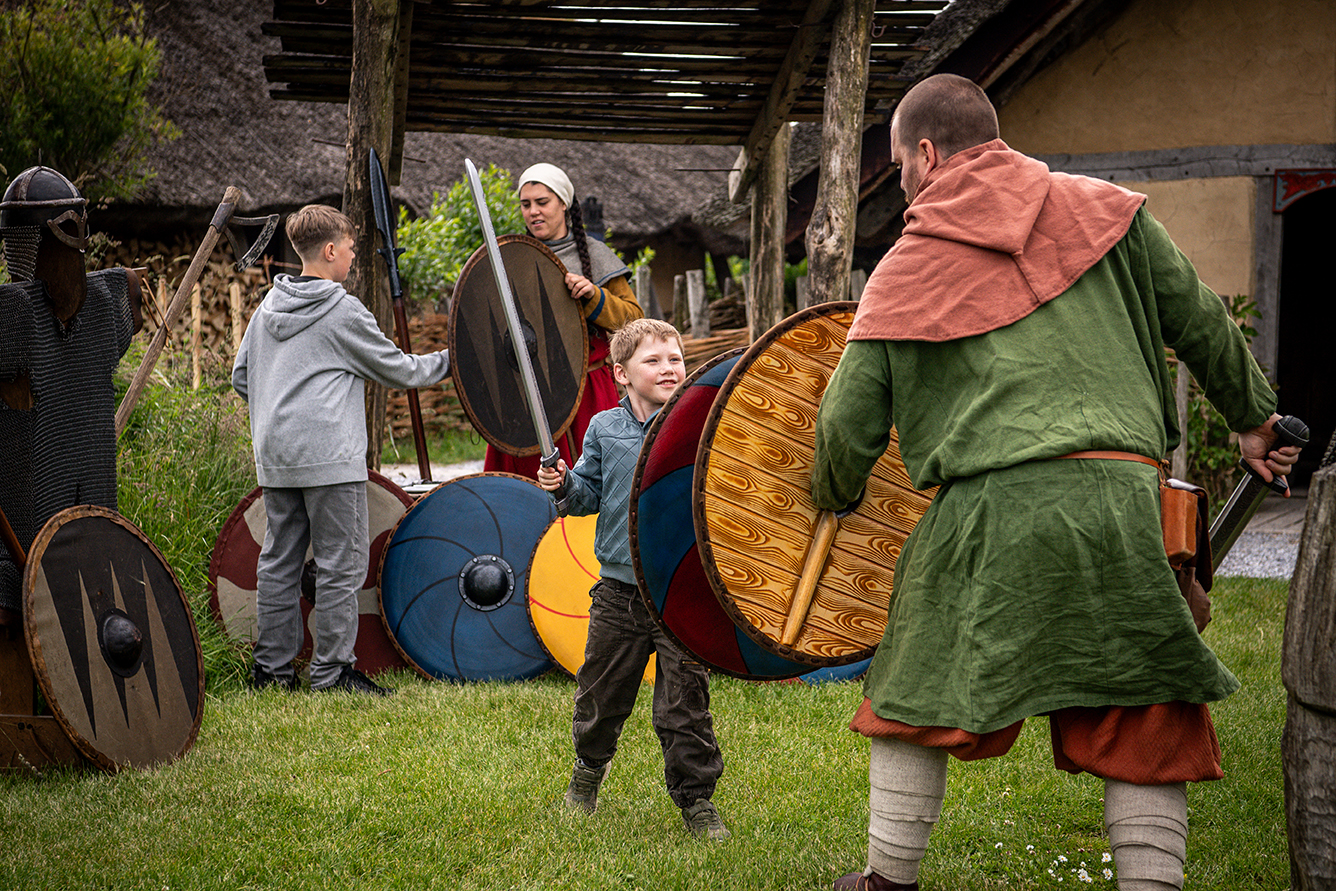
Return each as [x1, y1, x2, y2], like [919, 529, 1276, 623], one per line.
[463, 158, 568, 515]
[369, 148, 432, 484]
[1208, 414, 1309, 569]
[115, 187, 278, 436]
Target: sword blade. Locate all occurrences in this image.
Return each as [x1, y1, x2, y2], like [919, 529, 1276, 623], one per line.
[1208, 414, 1310, 569]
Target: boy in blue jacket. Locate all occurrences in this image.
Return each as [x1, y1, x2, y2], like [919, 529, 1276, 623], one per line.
[538, 318, 728, 840]
[232, 204, 449, 694]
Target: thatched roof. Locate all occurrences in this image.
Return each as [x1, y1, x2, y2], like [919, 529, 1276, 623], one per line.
[103, 0, 745, 254]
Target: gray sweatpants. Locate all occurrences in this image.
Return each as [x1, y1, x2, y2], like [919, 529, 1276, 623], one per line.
[572, 577, 724, 809]
[255, 482, 368, 689]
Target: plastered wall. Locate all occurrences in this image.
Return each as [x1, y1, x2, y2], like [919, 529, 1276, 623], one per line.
[999, 0, 1336, 155]
[1118, 177, 1257, 297]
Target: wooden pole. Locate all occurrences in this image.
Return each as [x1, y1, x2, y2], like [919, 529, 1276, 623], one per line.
[687, 269, 709, 337]
[805, 0, 874, 305]
[1282, 460, 1336, 889]
[343, 0, 405, 472]
[748, 122, 790, 342]
[230, 281, 244, 354]
[635, 265, 660, 320]
[672, 273, 687, 330]
[1172, 356, 1190, 479]
[190, 284, 201, 390]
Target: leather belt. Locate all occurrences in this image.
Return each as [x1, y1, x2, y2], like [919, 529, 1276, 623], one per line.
[1057, 450, 1161, 469]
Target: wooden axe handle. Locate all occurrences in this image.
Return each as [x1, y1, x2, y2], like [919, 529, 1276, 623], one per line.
[0, 503, 25, 570]
[115, 186, 242, 437]
[780, 509, 841, 647]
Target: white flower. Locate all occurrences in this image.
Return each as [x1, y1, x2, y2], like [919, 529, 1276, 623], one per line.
[1103, 868, 1114, 880]
[1078, 868, 1092, 883]
[1058, 855, 1068, 863]
[1102, 853, 1112, 863]
[995, 842, 1004, 849]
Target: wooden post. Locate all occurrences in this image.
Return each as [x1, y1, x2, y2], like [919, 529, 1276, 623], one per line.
[687, 269, 709, 337]
[1172, 358, 1190, 479]
[673, 274, 687, 330]
[343, 0, 405, 471]
[748, 123, 790, 342]
[635, 265, 660, 320]
[850, 267, 868, 301]
[796, 275, 811, 310]
[805, 0, 873, 306]
[1282, 460, 1336, 889]
[230, 282, 244, 354]
[190, 284, 201, 390]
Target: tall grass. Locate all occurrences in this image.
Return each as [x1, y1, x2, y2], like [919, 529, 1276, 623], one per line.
[0, 363, 1290, 890]
[114, 343, 256, 688]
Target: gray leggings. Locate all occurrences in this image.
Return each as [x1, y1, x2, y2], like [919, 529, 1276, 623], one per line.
[255, 482, 368, 688]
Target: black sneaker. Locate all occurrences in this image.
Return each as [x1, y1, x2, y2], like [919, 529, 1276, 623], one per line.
[248, 662, 299, 692]
[317, 665, 395, 696]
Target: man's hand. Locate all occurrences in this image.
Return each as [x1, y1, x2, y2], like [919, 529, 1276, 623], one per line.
[1239, 413, 1302, 487]
[537, 459, 568, 492]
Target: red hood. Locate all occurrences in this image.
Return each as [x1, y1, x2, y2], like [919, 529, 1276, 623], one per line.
[849, 140, 1145, 342]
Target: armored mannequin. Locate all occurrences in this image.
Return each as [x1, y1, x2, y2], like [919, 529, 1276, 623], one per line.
[0, 166, 143, 620]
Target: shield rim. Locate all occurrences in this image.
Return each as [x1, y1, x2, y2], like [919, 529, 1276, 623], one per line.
[23, 504, 204, 773]
[692, 302, 926, 667]
[448, 233, 588, 457]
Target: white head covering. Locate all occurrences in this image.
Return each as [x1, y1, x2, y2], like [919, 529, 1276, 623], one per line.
[516, 163, 575, 208]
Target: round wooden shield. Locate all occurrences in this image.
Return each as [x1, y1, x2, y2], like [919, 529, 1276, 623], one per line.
[378, 472, 555, 682]
[528, 513, 655, 683]
[694, 303, 936, 666]
[632, 349, 813, 680]
[206, 471, 412, 676]
[23, 506, 203, 772]
[449, 234, 588, 457]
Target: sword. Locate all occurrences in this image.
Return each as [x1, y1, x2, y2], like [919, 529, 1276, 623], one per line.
[369, 147, 432, 485]
[1208, 414, 1309, 569]
[463, 159, 568, 515]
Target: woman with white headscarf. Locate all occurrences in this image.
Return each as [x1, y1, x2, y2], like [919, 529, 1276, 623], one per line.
[483, 163, 644, 478]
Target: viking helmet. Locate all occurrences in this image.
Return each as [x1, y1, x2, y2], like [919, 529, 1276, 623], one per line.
[0, 166, 89, 252]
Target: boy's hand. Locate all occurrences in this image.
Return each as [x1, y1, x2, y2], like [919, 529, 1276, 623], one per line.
[537, 459, 567, 492]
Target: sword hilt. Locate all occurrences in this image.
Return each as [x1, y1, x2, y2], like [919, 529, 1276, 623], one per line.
[1209, 414, 1309, 568]
[1247, 414, 1310, 495]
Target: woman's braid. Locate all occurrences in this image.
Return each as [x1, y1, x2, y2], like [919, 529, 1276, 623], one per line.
[568, 195, 594, 281]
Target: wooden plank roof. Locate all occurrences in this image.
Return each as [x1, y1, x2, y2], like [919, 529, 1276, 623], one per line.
[262, 0, 951, 145]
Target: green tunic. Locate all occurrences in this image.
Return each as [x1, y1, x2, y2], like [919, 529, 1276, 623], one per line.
[812, 207, 1275, 734]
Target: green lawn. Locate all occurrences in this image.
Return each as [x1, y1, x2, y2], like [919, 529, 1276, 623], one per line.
[0, 578, 1292, 891]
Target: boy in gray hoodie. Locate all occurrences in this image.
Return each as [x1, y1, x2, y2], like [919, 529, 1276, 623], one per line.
[232, 204, 449, 694]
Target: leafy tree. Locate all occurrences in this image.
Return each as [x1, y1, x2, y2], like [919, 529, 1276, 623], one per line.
[396, 164, 525, 307]
[0, 0, 179, 201]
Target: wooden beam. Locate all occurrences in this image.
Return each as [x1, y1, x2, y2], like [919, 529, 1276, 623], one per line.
[389, 0, 413, 184]
[748, 123, 792, 341]
[728, 0, 836, 203]
[804, 0, 874, 304]
[342, 0, 401, 470]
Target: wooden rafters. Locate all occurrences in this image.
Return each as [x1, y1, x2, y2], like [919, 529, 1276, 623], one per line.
[262, 0, 949, 148]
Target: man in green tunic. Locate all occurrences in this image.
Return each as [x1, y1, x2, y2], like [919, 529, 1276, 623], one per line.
[811, 74, 1300, 891]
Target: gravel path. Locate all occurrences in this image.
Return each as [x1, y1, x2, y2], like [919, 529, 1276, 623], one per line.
[1214, 531, 1301, 580]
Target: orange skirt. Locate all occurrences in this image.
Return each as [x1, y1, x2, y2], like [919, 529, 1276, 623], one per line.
[850, 697, 1223, 784]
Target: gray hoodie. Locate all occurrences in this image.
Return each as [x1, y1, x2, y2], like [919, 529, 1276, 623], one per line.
[232, 274, 449, 488]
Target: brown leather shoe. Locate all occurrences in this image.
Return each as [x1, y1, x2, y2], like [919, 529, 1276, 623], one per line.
[832, 870, 918, 891]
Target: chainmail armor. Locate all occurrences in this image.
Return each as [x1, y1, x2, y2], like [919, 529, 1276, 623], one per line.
[1, 225, 41, 282]
[0, 268, 134, 612]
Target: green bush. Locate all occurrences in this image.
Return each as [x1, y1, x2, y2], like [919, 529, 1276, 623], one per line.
[0, 0, 179, 201]
[396, 164, 525, 307]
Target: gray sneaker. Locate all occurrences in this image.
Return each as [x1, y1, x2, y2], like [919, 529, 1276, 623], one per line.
[564, 759, 610, 812]
[681, 798, 731, 840]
